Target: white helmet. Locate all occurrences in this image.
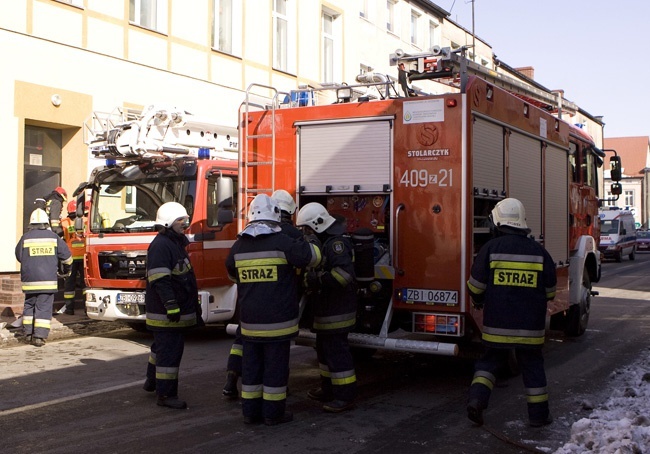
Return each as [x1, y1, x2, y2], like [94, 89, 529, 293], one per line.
[296, 202, 336, 233]
[248, 194, 281, 222]
[155, 202, 189, 228]
[30, 208, 49, 225]
[271, 189, 296, 215]
[491, 198, 528, 231]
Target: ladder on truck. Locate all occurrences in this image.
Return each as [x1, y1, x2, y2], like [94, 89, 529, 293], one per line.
[237, 84, 288, 231]
[391, 46, 578, 117]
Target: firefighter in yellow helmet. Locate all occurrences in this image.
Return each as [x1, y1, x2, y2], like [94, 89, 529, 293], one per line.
[15, 209, 72, 346]
[466, 198, 557, 427]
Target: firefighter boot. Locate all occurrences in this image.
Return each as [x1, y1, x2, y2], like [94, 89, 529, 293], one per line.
[157, 396, 187, 409]
[529, 414, 553, 428]
[31, 337, 46, 347]
[467, 399, 484, 426]
[307, 387, 334, 402]
[222, 370, 239, 399]
[264, 411, 294, 426]
[143, 378, 156, 392]
[323, 400, 355, 413]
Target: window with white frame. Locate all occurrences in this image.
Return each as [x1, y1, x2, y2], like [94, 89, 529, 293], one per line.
[387, 1, 396, 32]
[360, 0, 368, 19]
[410, 10, 420, 47]
[323, 12, 334, 83]
[273, 0, 288, 71]
[604, 193, 616, 207]
[213, 0, 242, 56]
[428, 20, 439, 49]
[625, 190, 635, 207]
[129, 0, 168, 33]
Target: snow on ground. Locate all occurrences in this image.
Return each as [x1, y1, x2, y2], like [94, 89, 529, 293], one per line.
[554, 347, 650, 453]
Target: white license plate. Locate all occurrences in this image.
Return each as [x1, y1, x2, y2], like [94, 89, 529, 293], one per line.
[117, 292, 145, 304]
[405, 288, 458, 305]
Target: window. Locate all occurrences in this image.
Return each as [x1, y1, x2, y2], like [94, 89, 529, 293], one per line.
[625, 190, 635, 207]
[360, 0, 368, 18]
[323, 12, 334, 83]
[213, 0, 241, 56]
[129, 0, 168, 33]
[273, 0, 288, 71]
[428, 20, 439, 49]
[387, 1, 396, 32]
[580, 148, 596, 188]
[410, 10, 420, 46]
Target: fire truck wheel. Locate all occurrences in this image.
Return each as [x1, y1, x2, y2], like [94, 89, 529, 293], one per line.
[126, 322, 149, 333]
[564, 266, 591, 337]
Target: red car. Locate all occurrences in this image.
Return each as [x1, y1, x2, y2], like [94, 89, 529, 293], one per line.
[636, 230, 650, 252]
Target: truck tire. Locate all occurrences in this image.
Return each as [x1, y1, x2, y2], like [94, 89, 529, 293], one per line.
[615, 251, 622, 262]
[565, 266, 591, 337]
[629, 247, 636, 261]
[126, 322, 149, 333]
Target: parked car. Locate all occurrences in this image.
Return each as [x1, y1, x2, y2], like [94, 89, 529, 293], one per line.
[636, 230, 650, 252]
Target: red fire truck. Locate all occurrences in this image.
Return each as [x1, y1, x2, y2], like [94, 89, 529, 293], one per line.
[236, 47, 622, 356]
[76, 105, 240, 330]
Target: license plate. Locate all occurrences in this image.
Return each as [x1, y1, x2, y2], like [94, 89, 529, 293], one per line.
[117, 292, 145, 304]
[405, 288, 458, 305]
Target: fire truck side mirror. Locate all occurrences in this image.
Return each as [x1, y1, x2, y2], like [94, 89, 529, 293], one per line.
[208, 175, 234, 228]
[610, 182, 622, 196]
[216, 176, 234, 209]
[610, 156, 622, 182]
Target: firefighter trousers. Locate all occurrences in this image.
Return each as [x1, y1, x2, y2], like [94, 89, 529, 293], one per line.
[63, 259, 84, 310]
[241, 339, 290, 420]
[316, 332, 357, 403]
[22, 293, 54, 339]
[226, 325, 243, 375]
[468, 347, 549, 422]
[146, 331, 185, 398]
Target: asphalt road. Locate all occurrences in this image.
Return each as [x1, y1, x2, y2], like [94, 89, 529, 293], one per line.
[2, 253, 649, 454]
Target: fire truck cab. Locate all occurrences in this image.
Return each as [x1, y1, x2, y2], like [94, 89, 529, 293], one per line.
[77, 105, 240, 330]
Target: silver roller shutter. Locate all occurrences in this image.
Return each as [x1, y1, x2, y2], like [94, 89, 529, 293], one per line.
[544, 145, 569, 265]
[298, 120, 392, 193]
[508, 132, 542, 239]
[472, 118, 504, 193]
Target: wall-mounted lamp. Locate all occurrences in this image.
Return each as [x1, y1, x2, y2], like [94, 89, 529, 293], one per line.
[51, 94, 62, 107]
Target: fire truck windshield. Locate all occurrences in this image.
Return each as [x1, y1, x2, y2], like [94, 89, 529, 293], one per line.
[89, 159, 197, 233]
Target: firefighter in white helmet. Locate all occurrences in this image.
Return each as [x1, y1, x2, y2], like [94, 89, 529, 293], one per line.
[15, 208, 72, 347]
[222, 189, 303, 399]
[226, 194, 321, 425]
[142, 201, 198, 409]
[296, 202, 358, 413]
[466, 198, 557, 427]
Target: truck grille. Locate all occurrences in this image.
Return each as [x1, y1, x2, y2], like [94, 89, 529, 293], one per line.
[98, 251, 147, 280]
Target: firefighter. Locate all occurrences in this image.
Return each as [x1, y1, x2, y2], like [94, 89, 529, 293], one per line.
[296, 202, 358, 413]
[143, 202, 199, 410]
[466, 198, 557, 428]
[221, 189, 303, 399]
[225, 194, 321, 425]
[61, 200, 85, 315]
[15, 208, 72, 347]
[45, 186, 67, 237]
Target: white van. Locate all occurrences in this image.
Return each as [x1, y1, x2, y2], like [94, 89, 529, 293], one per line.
[598, 208, 637, 262]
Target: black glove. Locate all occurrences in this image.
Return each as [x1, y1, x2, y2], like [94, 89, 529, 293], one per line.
[304, 271, 321, 290]
[164, 300, 181, 322]
[471, 299, 484, 310]
[58, 263, 71, 279]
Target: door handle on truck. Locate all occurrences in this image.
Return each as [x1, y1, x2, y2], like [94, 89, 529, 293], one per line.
[395, 203, 405, 276]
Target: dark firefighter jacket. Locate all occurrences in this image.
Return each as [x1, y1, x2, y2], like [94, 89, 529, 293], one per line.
[45, 191, 65, 232]
[466, 231, 557, 349]
[226, 227, 321, 342]
[15, 227, 72, 293]
[308, 234, 357, 334]
[145, 229, 198, 331]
